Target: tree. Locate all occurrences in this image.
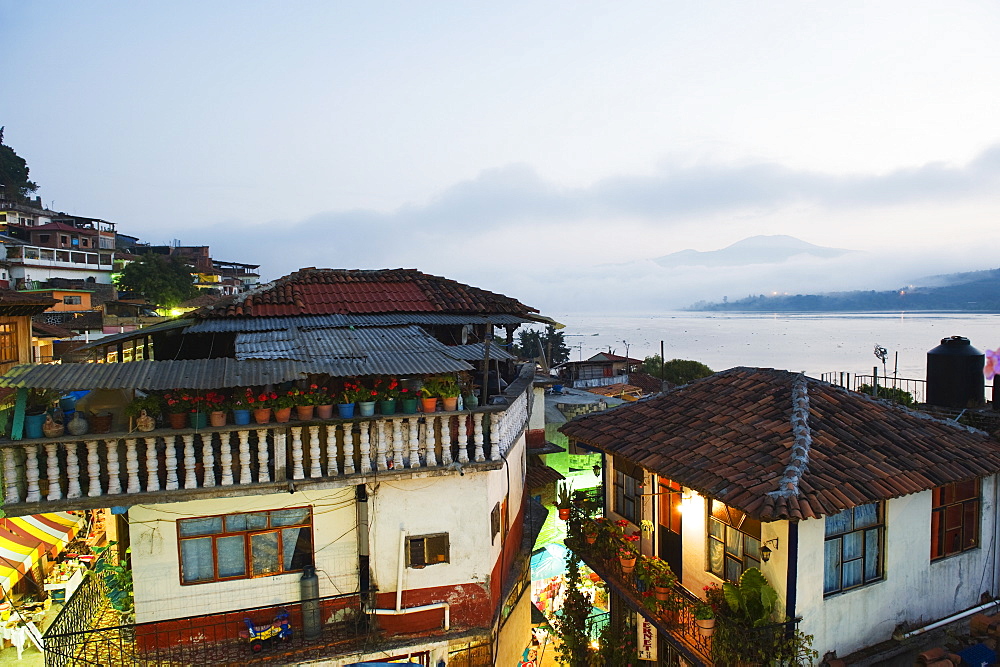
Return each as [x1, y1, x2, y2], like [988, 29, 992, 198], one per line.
[641, 355, 714, 385]
[514, 325, 570, 365]
[115, 253, 200, 308]
[0, 128, 39, 202]
[553, 554, 593, 666]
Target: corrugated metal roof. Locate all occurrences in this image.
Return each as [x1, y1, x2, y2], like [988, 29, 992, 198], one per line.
[444, 343, 516, 361]
[76, 318, 191, 351]
[185, 313, 530, 333]
[235, 325, 455, 361]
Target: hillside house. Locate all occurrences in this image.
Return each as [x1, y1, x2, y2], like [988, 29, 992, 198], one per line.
[560, 367, 1000, 664]
[556, 352, 643, 389]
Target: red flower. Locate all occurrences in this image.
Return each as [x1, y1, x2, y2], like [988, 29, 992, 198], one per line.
[310, 384, 318, 390]
[615, 519, 630, 527]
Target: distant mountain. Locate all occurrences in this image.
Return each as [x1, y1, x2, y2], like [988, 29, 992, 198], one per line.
[654, 235, 852, 269]
[689, 267, 1000, 312]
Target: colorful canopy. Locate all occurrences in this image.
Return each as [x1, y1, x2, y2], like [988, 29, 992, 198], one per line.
[0, 512, 85, 593]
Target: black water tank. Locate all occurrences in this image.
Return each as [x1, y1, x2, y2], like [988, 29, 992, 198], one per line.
[926, 336, 985, 408]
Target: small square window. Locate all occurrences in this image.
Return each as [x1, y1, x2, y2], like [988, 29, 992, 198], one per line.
[407, 533, 450, 568]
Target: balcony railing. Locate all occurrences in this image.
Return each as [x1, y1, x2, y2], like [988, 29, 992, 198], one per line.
[1, 389, 530, 516]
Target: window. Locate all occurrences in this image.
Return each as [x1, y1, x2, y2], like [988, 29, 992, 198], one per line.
[932, 479, 980, 560]
[38, 234, 50, 243]
[63, 295, 82, 305]
[613, 456, 643, 524]
[407, 533, 449, 568]
[707, 500, 761, 582]
[60, 235, 68, 245]
[824, 503, 883, 595]
[177, 507, 312, 585]
[0, 323, 18, 364]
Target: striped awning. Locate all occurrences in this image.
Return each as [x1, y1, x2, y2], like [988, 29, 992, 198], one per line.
[0, 512, 85, 593]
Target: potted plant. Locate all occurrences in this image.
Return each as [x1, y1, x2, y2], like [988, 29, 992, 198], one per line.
[637, 556, 678, 600]
[125, 393, 162, 432]
[313, 385, 334, 419]
[419, 376, 446, 412]
[373, 377, 400, 415]
[204, 390, 228, 427]
[555, 481, 573, 520]
[289, 385, 320, 420]
[582, 517, 599, 544]
[437, 376, 461, 411]
[162, 391, 194, 429]
[618, 543, 638, 574]
[230, 387, 255, 425]
[338, 380, 364, 418]
[358, 383, 379, 417]
[24, 389, 57, 438]
[694, 601, 716, 637]
[398, 385, 418, 414]
[249, 391, 276, 424]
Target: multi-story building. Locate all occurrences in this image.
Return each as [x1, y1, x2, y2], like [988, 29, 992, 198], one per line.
[0, 268, 545, 665]
[0, 208, 116, 287]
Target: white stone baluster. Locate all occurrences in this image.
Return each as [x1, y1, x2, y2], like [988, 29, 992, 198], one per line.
[66, 443, 83, 498]
[490, 413, 502, 461]
[46, 443, 61, 500]
[425, 416, 437, 467]
[200, 433, 215, 488]
[473, 414, 485, 462]
[391, 419, 404, 470]
[408, 419, 420, 468]
[256, 429, 271, 483]
[457, 416, 469, 464]
[182, 434, 197, 489]
[325, 425, 339, 477]
[375, 420, 388, 470]
[219, 432, 234, 486]
[125, 439, 141, 495]
[2, 448, 19, 503]
[309, 426, 322, 478]
[290, 427, 304, 480]
[359, 422, 372, 473]
[342, 424, 355, 475]
[441, 416, 452, 466]
[165, 435, 179, 491]
[84, 440, 102, 497]
[144, 437, 160, 492]
[237, 430, 252, 484]
[25, 445, 41, 502]
[105, 439, 122, 495]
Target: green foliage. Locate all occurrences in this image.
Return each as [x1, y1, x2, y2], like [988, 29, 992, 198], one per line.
[115, 253, 200, 308]
[515, 325, 570, 365]
[420, 375, 460, 398]
[93, 541, 134, 619]
[553, 554, 593, 666]
[722, 568, 778, 627]
[596, 612, 637, 666]
[125, 393, 163, 417]
[555, 480, 574, 509]
[858, 384, 915, 406]
[0, 128, 38, 202]
[641, 356, 714, 385]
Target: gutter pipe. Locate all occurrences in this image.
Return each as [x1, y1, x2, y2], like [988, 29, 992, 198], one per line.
[369, 529, 450, 631]
[898, 599, 1000, 640]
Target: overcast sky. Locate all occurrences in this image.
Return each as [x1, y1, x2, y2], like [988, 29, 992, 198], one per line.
[5, 2, 1000, 313]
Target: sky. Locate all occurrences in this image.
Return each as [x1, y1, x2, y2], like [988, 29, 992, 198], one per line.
[4, 2, 1000, 313]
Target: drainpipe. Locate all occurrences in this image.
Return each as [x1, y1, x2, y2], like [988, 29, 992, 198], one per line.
[369, 529, 450, 630]
[898, 599, 1000, 640]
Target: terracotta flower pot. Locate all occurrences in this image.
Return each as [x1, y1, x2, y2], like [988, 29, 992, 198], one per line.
[619, 554, 637, 574]
[316, 404, 334, 419]
[585, 533, 597, 544]
[168, 412, 187, 430]
[253, 408, 272, 424]
[696, 618, 716, 637]
[558, 508, 571, 520]
[295, 405, 315, 420]
[442, 396, 458, 411]
[421, 397, 438, 413]
[209, 411, 227, 427]
[274, 407, 292, 423]
[653, 586, 671, 601]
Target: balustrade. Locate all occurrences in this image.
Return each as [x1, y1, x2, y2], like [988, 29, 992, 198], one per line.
[0, 404, 529, 510]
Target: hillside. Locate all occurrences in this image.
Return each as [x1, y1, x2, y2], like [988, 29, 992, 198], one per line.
[689, 268, 1000, 312]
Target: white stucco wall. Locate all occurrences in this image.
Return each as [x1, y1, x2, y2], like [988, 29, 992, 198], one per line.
[797, 476, 998, 658]
[130, 487, 358, 623]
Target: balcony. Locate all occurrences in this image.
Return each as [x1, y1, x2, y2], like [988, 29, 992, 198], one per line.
[6, 244, 113, 271]
[0, 389, 530, 517]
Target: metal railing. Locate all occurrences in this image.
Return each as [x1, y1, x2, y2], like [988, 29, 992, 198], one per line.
[819, 371, 928, 404]
[44, 591, 366, 666]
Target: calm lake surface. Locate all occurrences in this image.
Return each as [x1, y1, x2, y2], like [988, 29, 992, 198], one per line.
[550, 312, 1000, 380]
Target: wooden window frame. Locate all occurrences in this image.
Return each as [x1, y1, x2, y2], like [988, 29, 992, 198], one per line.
[0, 322, 19, 365]
[613, 457, 643, 524]
[707, 500, 761, 582]
[823, 502, 884, 596]
[176, 506, 313, 586]
[407, 533, 450, 568]
[931, 479, 980, 560]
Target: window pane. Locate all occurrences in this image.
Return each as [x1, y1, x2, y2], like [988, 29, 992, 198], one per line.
[217, 535, 247, 578]
[725, 555, 742, 583]
[864, 528, 881, 581]
[272, 508, 310, 527]
[225, 514, 248, 532]
[179, 517, 223, 537]
[842, 531, 863, 561]
[180, 537, 215, 582]
[854, 504, 878, 529]
[246, 513, 268, 530]
[824, 538, 841, 594]
[709, 537, 724, 577]
[825, 509, 852, 536]
[745, 536, 761, 561]
[725, 526, 741, 557]
[842, 559, 863, 589]
[250, 532, 281, 576]
[282, 527, 312, 570]
[965, 501, 980, 549]
[955, 479, 978, 502]
[709, 518, 725, 541]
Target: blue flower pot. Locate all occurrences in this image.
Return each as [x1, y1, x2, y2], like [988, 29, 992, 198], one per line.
[24, 412, 46, 439]
[358, 401, 376, 417]
[337, 403, 356, 419]
[233, 409, 251, 426]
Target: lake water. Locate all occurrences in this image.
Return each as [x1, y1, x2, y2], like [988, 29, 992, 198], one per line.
[549, 312, 1000, 380]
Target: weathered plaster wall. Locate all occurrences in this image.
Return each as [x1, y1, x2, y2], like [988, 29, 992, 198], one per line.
[797, 477, 998, 658]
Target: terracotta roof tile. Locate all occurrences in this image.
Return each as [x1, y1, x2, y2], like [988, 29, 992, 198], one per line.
[197, 268, 538, 319]
[560, 367, 1000, 521]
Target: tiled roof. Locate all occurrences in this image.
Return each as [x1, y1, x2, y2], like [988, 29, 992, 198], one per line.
[0, 291, 57, 316]
[525, 465, 565, 490]
[559, 367, 1000, 521]
[587, 383, 643, 398]
[197, 268, 539, 319]
[627, 372, 672, 394]
[31, 321, 76, 338]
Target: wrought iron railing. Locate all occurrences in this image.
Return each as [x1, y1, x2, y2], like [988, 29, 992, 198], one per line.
[43, 591, 367, 666]
[43, 569, 111, 667]
[818, 371, 927, 404]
